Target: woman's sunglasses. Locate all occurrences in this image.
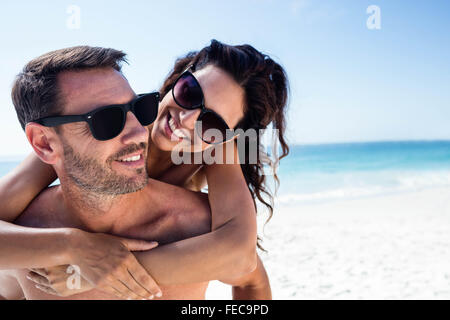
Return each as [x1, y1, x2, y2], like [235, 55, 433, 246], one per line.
[172, 69, 233, 144]
[32, 92, 160, 141]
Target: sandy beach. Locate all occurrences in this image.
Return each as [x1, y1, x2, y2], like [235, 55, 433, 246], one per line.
[206, 187, 450, 299]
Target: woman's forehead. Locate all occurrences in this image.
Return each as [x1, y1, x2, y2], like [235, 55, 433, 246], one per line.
[193, 65, 245, 128]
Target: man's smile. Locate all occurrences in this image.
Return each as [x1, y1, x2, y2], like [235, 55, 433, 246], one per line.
[114, 151, 145, 168]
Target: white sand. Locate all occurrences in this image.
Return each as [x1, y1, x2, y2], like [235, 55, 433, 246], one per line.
[206, 187, 450, 299]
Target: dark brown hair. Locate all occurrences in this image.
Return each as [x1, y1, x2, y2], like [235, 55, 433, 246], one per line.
[160, 40, 290, 250]
[12, 46, 127, 130]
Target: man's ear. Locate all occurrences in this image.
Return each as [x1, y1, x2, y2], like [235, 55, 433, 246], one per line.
[25, 123, 60, 165]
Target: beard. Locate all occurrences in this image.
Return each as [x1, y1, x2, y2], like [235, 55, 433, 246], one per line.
[62, 142, 148, 196]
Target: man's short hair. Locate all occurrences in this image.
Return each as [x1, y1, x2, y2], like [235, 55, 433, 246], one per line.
[12, 46, 127, 130]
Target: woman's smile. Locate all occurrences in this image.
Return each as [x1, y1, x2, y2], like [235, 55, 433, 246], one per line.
[163, 111, 190, 142]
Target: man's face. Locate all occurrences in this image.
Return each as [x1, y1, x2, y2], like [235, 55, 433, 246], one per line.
[55, 68, 149, 195]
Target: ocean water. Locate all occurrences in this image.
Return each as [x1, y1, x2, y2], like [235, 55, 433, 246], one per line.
[1, 141, 449, 204]
[273, 140, 450, 204]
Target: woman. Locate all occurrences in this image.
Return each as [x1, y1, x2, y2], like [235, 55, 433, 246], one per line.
[0, 40, 289, 299]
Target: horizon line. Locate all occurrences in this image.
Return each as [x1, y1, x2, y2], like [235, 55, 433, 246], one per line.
[288, 138, 450, 147]
[1, 139, 449, 160]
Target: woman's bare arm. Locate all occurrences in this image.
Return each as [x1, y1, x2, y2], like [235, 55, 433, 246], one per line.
[0, 153, 56, 222]
[0, 153, 69, 268]
[134, 141, 258, 285]
[0, 222, 73, 269]
[222, 255, 272, 300]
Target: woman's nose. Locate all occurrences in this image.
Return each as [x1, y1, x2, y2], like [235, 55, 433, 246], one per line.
[178, 108, 201, 130]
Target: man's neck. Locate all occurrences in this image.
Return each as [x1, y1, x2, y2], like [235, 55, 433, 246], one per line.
[57, 176, 154, 234]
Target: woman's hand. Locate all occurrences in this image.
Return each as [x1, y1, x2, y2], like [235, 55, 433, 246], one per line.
[70, 229, 163, 299]
[27, 265, 94, 297]
[29, 229, 163, 300]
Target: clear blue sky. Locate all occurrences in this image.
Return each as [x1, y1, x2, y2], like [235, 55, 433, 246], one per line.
[0, 0, 449, 156]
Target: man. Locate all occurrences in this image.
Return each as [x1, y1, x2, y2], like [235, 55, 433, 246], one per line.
[0, 46, 270, 300]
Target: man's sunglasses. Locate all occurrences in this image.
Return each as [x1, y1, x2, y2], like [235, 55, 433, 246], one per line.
[32, 92, 160, 141]
[172, 69, 233, 144]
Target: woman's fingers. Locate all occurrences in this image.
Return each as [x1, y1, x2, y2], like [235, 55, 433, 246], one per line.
[29, 268, 48, 277]
[98, 285, 126, 300]
[70, 231, 161, 299]
[113, 280, 147, 300]
[118, 238, 158, 251]
[127, 259, 162, 298]
[125, 268, 155, 299]
[34, 284, 59, 296]
[26, 271, 50, 286]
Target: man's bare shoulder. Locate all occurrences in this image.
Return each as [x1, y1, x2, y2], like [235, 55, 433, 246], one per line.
[15, 186, 63, 228]
[142, 177, 210, 208]
[133, 179, 212, 245]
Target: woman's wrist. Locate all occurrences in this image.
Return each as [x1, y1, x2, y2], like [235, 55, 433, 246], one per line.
[56, 227, 83, 266]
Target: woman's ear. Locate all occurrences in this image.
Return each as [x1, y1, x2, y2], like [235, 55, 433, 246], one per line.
[25, 123, 60, 165]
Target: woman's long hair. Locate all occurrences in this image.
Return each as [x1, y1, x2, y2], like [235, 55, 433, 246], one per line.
[160, 40, 289, 250]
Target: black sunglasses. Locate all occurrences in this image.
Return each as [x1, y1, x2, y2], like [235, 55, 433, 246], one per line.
[172, 69, 234, 144]
[32, 92, 160, 141]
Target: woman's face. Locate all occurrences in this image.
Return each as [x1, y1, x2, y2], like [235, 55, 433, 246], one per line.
[151, 64, 245, 152]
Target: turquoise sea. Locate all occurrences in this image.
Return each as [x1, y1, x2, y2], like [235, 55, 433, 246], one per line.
[1, 141, 449, 204]
[274, 140, 450, 204]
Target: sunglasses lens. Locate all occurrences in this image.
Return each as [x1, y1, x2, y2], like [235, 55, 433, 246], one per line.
[198, 112, 229, 144]
[134, 93, 159, 126]
[173, 73, 203, 109]
[91, 107, 124, 140]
